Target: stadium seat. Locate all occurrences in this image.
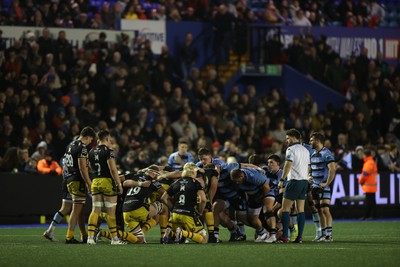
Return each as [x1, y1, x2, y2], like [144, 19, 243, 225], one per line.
[379, 21, 389, 27]
[388, 21, 399, 28]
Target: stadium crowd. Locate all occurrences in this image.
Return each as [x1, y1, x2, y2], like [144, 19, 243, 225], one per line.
[0, 0, 399, 175]
[0, 0, 396, 28]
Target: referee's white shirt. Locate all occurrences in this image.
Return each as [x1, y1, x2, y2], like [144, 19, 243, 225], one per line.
[285, 143, 310, 181]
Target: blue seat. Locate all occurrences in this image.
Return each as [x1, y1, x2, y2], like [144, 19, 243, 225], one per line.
[388, 21, 399, 28]
[379, 21, 389, 27]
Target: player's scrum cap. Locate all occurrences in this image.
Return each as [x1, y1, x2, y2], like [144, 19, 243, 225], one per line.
[183, 162, 199, 172]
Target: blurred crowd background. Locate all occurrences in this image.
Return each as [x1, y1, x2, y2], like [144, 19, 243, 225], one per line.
[0, 0, 399, 175]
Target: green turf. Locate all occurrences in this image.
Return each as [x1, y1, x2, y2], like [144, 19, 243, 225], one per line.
[0, 221, 399, 267]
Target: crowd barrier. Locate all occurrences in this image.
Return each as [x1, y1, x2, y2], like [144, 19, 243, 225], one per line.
[0, 171, 398, 224]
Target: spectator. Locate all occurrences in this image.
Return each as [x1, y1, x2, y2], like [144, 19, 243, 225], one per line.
[31, 140, 47, 161]
[358, 148, 378, 220]
[179, 32, 198, 80]
[293, 9, 312, 26]
[37, 150, 62, 176]
[212, 4, 235, 67]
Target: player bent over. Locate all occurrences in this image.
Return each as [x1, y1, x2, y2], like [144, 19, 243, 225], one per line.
[161, 163, 207, 244]
[121, 165, 165, 244]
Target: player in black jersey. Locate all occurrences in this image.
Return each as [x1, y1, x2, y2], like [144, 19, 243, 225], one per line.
[121, 165, 165, 244]
[196, 163, 219, 243]
[86, 130, 125, 245]
[64, 126, 96, 244]
[161, 162, 208, 244]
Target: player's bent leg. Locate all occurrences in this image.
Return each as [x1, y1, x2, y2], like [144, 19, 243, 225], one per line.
[142, 218, 157, 233]
[118, 230, 139, 244]
[181, 229, 207, 244]
[159, 205, 169, 242]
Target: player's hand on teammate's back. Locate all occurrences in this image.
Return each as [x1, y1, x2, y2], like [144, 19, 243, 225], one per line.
[141, 180, 151, 188]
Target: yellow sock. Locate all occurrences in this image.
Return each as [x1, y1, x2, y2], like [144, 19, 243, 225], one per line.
[159, 215, 168, 237]
[101, 229, 111, 240]
[87, 212, 99, 237]
[107, 216, 118, 239]
[66, 229, 75, 240]
[204, 211, 214, 233]
[182, 230, 205, 243]
[142, 218, 157, 233]
[118, 230, 138, 244]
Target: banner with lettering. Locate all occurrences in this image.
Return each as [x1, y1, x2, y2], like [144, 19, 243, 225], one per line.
[279, 26, 399, 65]
[121, 19, 166, 55]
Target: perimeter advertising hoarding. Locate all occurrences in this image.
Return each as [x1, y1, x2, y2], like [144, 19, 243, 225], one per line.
[0, 172, 398, 220]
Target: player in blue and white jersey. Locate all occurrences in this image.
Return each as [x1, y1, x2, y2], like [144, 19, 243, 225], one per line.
[309, 132, 336, 242]
[212, 161, 246, 242]
[248, 154, 281, 242]
[230, 167, 271, 242]
[303, 140, 323, 241]
[196, 147, 227, 169]
[167, 140, 194, 171]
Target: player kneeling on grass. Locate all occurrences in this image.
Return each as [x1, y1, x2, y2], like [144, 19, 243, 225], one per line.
[161, 162, 208, 244]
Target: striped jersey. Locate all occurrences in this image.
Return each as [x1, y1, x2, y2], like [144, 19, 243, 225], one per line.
[310, 147, 335, 184]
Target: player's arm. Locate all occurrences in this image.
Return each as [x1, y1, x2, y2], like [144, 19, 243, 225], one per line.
[278, 160, 292, 188]
[197, 189, 207, 215]
[261, 181, 270, 195]
[320, 162, 336, 187]
[241, 163, 265, 173]
[208, 175, 218, 203]
[107, 157, 123, 194]
[123, 179, 151, 188]
[78, 157, 91, 189]
[161, 191, 173, 210]
[157, 170, 182, 180]
[138, 164, 166, 173]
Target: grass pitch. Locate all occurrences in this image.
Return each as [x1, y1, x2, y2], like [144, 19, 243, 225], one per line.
[0, 220, 399, 267]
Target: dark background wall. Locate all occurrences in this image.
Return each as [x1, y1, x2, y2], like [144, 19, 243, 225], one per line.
[0, 172, 399, 224]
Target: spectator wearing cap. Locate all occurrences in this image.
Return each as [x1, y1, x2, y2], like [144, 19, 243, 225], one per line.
[31, 141, 47, 161]
[37, 150, 62, 176]
[351, 145, 365, 172]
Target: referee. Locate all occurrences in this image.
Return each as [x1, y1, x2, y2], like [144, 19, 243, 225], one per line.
[278, 129, 310, 243]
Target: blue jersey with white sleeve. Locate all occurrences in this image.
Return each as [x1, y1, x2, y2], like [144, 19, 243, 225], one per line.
[310, 147, 335, 184]
[167, 151, 194, 171]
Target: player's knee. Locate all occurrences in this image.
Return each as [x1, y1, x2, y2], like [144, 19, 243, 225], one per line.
[320, 203, 330, 212]
[264, 211, 275, 220]
[151, 201, 164, 215]
[315, 203, 321, 211]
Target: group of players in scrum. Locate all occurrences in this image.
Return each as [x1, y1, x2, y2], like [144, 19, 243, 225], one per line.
[43, 128, 335, 244]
